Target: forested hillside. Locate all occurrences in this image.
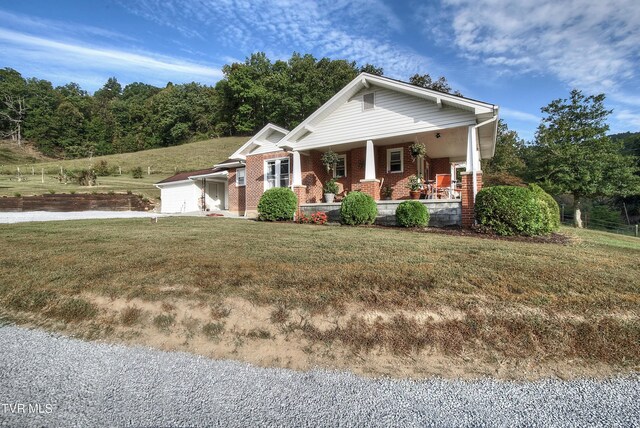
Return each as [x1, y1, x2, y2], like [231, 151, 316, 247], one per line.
[0, 53, 389, 159]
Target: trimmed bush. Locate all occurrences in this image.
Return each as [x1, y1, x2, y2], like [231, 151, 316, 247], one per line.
[475, 186, 549, 236]
[340, 191, 377, 225]
[131, 166, 144, 179]
[396, 200, 429, 227]
[257, 187, 298, 221]
[529, 184, 560, 233]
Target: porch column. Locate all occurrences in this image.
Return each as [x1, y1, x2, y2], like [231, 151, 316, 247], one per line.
[462, 125, 483, 227]
[292, 151, 302, 187]
[360, 139, 380, 200]
[291, 150, 306, 219]
[364, 139, 376, 180]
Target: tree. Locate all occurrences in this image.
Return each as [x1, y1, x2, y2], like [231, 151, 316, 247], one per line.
[359, 64, 384, 76]
[0, 95, 26, 146]
[409, 73, 462, 96]
[482, 120, 526, 176]
[529, 90, 640, 227]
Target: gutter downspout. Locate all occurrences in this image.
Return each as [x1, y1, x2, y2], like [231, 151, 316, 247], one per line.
[470, 115, 498, 201]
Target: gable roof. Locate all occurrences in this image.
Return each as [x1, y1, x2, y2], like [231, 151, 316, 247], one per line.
[228, 123, 289, 160]
[278, 72, 498, 149]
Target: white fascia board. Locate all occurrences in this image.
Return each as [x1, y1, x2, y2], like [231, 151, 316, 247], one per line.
[155, 179, 192, 188]
[189, 171, 228, 180]
[215, 161, 245, 168]
[229, 123, 289, 159]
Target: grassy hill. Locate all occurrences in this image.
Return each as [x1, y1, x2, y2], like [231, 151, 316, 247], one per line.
[0, 137, 248, 199]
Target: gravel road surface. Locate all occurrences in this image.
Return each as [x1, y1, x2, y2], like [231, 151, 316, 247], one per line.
[0, 211, 163, 224]
[0, 325, 638, 427]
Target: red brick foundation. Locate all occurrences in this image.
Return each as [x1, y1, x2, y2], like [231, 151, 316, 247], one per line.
[293, 185, 306, 219]
[461, 172, 483, 228]
[359, 179, 380, 201]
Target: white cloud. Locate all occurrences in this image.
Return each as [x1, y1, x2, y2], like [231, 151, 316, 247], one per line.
[426, 0, 640, 94]
[500, 107, 540, 123]
[614, 109, 640, 130]
[120, 0, 436, 79]
[0, 27, 222, 89]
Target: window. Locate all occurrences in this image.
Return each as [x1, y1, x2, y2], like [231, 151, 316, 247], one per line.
[387, 148, 403, 173]
[235, 168, 245, 187]
[265, 158, 290, 190]
[333, 154, 347, 178]
[362, 92, 375, 111]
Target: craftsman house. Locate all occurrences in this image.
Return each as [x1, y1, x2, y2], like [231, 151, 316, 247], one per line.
[155, 73, 499, 227]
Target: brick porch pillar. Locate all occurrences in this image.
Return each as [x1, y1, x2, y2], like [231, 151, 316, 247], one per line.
[293, 185, 306, 219]
[461, 172, 483, 228]
[359, 179, 380, 201]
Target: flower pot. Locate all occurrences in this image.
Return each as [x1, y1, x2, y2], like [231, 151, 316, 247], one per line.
[409, 190, 421, 200]
[324, 193, 335, 203]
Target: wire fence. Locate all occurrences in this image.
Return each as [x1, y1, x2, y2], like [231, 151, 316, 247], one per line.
[561, 205, 639, 237]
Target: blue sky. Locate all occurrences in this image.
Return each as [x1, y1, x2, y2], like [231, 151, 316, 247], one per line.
[1, 0, 639, 141]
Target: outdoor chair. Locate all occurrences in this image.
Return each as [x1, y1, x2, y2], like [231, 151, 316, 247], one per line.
[434, 174, 452, 199]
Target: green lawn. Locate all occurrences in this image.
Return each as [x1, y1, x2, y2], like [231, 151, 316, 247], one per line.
[1, 219, 638, 377]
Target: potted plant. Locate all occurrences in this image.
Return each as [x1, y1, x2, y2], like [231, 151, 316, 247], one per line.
[381, 185, 393, 200]
[406, 174, 423, 199]
[323, 179, 339, 203]
[321, 151, 339, 173]
[409, 142, 426, 162]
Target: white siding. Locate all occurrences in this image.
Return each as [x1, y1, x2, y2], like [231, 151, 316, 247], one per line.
[294, 87, 476, 148]
[159, 181, 200, 213]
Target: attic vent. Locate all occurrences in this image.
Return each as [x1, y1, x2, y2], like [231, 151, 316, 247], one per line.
[363, 93, 375, 111]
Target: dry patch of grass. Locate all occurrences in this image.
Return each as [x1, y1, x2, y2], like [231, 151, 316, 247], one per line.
[0, 217, 638, 379]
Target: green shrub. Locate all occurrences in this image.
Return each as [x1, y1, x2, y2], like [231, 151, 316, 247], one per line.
[257, 187, 298, 221]
[340, 191, 377, 225]
[13, 192, 21, 198]
[590, 205, 622, 229]
[396, 201, 430, 227]
[69, 168, 97, 186]
[323, 179, 339, 194]
[94, 160, 115, 176]
[131, 166, 144, 179]
[529, 184, 560, 232]
[475, 186, 548, 236]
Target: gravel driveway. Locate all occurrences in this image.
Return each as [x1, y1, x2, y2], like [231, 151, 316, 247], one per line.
[0, 210, 163, 224]
[0, 325, 638, 427]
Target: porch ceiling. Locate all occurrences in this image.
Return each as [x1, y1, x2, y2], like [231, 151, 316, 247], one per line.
[306, 126, 470, 161]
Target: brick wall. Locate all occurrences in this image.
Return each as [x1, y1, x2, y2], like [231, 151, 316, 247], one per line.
[245, 150, 291, 216]
[227, 168, 246, 215]
[429, 157, 451, 180]
[461, 172, 483, 227]
[375, 142, 418, 200]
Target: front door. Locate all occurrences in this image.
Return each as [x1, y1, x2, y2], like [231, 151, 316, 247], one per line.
[205, 181, 224, 211]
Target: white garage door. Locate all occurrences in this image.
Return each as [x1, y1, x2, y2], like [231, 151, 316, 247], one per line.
[159, 181, 199, 213]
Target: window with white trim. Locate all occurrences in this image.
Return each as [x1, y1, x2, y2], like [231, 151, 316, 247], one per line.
[387, 148, 403, 173]
[265, 158, 290, 189]
[333, 154, 347, 178]
[235, 168, 246, 187]
[362, 92, 375, 111]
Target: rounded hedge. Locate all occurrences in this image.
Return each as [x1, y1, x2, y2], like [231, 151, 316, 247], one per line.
[340, 191, 377, 225]
[475, 186, 550, 236]
[257, 187, 298, 221]
[396, 200, 429, 227]
[529, 183, 560, 233]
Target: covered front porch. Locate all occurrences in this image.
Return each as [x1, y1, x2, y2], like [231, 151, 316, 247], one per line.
[287, 122, 491, 226]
